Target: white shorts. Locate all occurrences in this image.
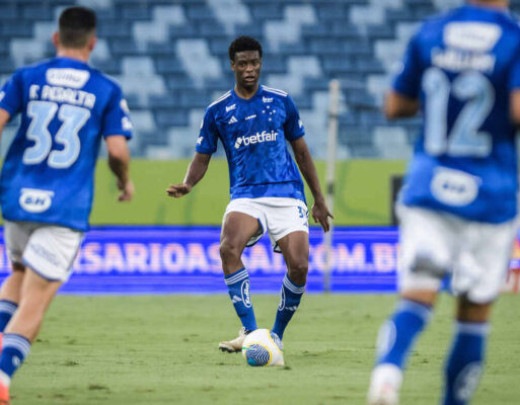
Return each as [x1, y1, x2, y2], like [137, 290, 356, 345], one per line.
[4, 221, 84, 282]
[223, 197, 309, 252]
[397, 205, 518, 303]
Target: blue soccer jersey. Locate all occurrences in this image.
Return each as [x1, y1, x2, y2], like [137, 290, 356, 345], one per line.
[394, 5, 520, 223]
[0, 57, 132, 231]
[197, 85, 306, 202]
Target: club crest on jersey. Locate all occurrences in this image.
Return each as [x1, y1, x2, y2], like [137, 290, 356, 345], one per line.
[19, 188, 54, 213]
[234, 130, 278, 149]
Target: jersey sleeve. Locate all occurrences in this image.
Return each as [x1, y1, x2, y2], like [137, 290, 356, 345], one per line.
[196, 107, 219, 154]
[0, 69, 24, 117]
[392, 30, 423, 99]
[509, 41, 520, 90]
[101, 84, 133, 139]
[283, 95, 305, 141]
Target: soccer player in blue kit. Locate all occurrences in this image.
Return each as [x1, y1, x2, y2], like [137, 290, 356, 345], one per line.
[167, 36, 332, 353]
[0, 6, 133, 402]
[367, 1, 520, 404]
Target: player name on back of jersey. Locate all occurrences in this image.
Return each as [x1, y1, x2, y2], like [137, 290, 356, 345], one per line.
[29, 68, 95, 108]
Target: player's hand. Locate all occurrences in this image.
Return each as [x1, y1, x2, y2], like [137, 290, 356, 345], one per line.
[117, 179, 134, 202]
[166, 183, 192, 198]
[311, 199, 333, 232]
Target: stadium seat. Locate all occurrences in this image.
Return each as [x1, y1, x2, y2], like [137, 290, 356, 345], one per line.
[207, 0, 251, 36]
[116, 56, 166, 106]
[264, 5, 316, 52]
[132, 5, 186, 52]
[373, 126, 412, 159]
[0, 4, 17, 20]
[7, 0, 501, 159]
[10, 39, 46, 66]
[176, 39, 223, 88]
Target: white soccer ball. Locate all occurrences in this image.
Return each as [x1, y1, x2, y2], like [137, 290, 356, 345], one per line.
[241, 328, 284, 367]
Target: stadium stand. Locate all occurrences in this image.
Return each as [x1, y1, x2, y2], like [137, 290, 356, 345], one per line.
[1, 0, 519, 159]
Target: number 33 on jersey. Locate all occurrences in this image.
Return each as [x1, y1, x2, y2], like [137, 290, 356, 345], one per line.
[0, 58, 132, 231]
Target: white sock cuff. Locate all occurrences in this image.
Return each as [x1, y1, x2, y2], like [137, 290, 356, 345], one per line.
[283, 274, 305, 294]
[455, 321, 490, 336]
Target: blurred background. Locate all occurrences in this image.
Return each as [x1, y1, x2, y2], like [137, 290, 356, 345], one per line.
[1, 0, 488, 162]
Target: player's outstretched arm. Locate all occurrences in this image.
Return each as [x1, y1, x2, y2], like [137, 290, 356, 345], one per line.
[106, 135, 134, 202]
[166, 152, 211, 199]
[290, 137, 333, 232]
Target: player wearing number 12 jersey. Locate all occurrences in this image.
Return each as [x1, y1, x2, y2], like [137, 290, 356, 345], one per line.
[368, 1, 520, 404]
[0, 7, 133, 403]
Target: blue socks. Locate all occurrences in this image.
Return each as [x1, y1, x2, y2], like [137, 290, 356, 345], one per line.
[375, 299, 432, 368]
[0, 334, 31, 384]
[272, 274, 305, 340]
[0, 300, 17, 332]
[225, 270, 305, 340]
[224, 268, 257, 332]
[442, 322, 488, 405]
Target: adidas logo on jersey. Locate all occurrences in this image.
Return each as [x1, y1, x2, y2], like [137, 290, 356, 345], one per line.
[228, 116, 238, 125]
[234, 130, 278, 149]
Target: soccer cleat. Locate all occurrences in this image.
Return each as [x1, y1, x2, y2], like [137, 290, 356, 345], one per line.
[0, 381, 9, 405]
[367, 364, 402, 405]
[218, 327, 250, 353]
[367, 382, 398, 405]
[270, 331, 284, 351]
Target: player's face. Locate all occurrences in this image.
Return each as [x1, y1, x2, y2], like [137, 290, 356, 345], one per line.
[232, 50, 262, 91]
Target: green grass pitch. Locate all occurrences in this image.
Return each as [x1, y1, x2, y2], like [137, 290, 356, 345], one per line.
[12, 293, 520, 404]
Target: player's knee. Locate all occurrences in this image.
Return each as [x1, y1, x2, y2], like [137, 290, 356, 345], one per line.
[288, 261, 308, 283]
[219, 239, 242, 262]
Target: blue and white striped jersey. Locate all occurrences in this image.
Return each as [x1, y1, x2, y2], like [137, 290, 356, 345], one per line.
[394, 4, 520, 223]
[197, 85, 306, 202]
[0, 56, 132, 231]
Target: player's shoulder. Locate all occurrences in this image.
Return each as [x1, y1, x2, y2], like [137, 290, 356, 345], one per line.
[260, 85, 289, 99]
[207, 90, 233, 110]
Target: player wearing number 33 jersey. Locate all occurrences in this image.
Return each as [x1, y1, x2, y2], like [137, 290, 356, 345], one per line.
[0, 56, 132, 231]
[0, 7, 133, 404]
[394, 5, 520, 223]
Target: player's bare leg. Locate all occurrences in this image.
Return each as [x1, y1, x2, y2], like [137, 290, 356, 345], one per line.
[0, 266, 25, 348]
[0, 269, 62, 403]
[218, 212, 259, 352]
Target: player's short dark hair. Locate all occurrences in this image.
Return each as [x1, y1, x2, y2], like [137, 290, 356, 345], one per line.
[228, 36, 263, 61]
[58, 6, 97, 48]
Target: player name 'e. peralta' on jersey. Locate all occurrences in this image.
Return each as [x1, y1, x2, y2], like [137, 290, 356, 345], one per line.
[196, 85, 306, 202]
[0, 57, 132, 231]
[394, 4, 520, 223]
